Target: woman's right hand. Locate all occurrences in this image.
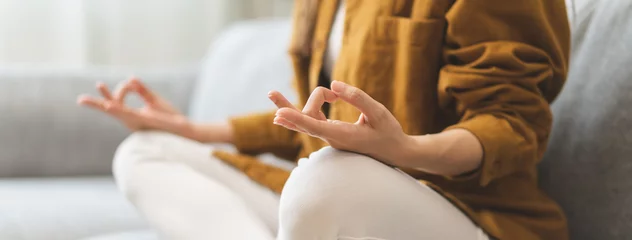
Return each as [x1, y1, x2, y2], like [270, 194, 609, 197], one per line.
[77, 77, 197, 139]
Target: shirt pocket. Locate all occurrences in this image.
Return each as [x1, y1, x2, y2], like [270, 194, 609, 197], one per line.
[352, 16, 447, 132]
[360, 16, 447, 81]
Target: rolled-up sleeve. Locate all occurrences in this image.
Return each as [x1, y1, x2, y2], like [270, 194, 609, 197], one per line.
[230, 111, 301, 160]
[439, 0, 570, 186]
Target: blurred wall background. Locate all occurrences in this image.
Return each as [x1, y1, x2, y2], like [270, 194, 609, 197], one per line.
[0, 0, 293, 68]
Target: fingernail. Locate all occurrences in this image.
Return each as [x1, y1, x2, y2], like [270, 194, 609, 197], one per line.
[331, 80, 344, 92]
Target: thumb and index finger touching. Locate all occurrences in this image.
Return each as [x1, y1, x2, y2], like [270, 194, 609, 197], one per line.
[269, 81, 382, 119]
[270, 81, 385, 138]
[77, 77, 157, 120]
[113, 77, 156, 105]
[329, 80, 387, 123]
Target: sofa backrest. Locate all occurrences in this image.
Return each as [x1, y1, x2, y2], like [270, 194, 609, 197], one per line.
[539, 1, 632, 239]
[0, 67, 196, 177]
[188, 19, 297, 122]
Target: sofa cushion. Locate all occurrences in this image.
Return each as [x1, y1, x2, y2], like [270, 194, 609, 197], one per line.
[0, 67, 196, 177]
[539, 1, 632, 239]
[186, 19, 299, 170]
[188, 19, 297, 122]
[0, 177, 148, 240]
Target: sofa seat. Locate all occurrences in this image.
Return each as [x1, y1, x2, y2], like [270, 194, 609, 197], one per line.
[0, 177, 149, 240]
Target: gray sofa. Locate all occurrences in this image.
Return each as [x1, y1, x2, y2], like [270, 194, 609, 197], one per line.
[539, 1, 632, 239]
[0, 1, 630, 239]
[0, 19, 295, 240]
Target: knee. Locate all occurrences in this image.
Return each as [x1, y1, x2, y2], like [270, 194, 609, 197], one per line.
[112, 131, 176, 191]
[278, 147, 398, 232]
[282, 147, 394, 191]
[113, 131, 166, 168]
[115, 131, 162, 156]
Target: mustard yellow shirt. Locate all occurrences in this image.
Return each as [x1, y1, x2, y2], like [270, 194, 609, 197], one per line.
[214, 0, 571, 239]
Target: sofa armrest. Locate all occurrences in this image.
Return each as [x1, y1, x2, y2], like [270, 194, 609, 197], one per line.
[0, 66, 198, 177]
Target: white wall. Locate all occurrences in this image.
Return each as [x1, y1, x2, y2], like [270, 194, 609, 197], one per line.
[0, 0, 293, 68]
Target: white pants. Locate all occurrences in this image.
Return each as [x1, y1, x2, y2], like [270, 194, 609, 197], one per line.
[113, 131, 488, 240]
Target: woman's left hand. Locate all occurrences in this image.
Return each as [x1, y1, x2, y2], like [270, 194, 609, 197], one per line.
[268, 80, 413, 165]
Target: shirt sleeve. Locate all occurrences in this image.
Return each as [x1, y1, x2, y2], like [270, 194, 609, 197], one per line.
[230, 110, 301, 160]
[439, 0, 570, 186]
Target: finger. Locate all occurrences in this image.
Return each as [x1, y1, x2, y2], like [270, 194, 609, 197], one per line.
[273, 116, 304, 133]
[75, 95, 142, 130]
[78, 96, 140, 128]
[330, 80, 388, 122]
[268, 91, 299, 110]
[113, 77, 136, 103]
[130, 78, 157, 104]
[276, 107, 349, 138]
[131, 79, 180, 114]
[77, 95, 107, 111]
[96, 82, 113, 100]
[302, 87, 337, 120]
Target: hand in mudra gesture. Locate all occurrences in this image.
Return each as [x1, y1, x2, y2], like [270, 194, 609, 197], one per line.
[77, 77, 193, 136]
[268, 81, 410, 164]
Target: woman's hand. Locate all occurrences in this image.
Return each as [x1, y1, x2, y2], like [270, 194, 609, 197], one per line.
[268, 81, 415, 165]
[77, 77, 196, 139]
[270, 80, 484, 175]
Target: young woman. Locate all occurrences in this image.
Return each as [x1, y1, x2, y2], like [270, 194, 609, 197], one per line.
[78, 0, 570, 239]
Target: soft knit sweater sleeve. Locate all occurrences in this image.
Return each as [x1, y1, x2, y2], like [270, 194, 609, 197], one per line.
[438, 0, 570, 186]
[230, 111, 301, 160]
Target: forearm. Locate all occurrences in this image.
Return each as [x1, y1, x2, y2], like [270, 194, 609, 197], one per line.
[396, 129, 483, 176]
[185, 121, 234, 144]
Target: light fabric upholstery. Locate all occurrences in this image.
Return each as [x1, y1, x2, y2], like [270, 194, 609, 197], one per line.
[0, 19, 295, 240]
[188, 19, 298, 170]
[539, 1, 632, 239]
[81, 230, 158, 240]
[0, 67, 196, 239]
[188, 19, 297, 122]
[0, 177, 148, 240]
[0, 67, 197, 177]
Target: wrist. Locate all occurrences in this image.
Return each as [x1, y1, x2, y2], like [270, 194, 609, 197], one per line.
[187, 122, 234, 143]
[401, 129, 483, 176]
[393, 134, 440, 172]
[179, 121, 202, 142]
